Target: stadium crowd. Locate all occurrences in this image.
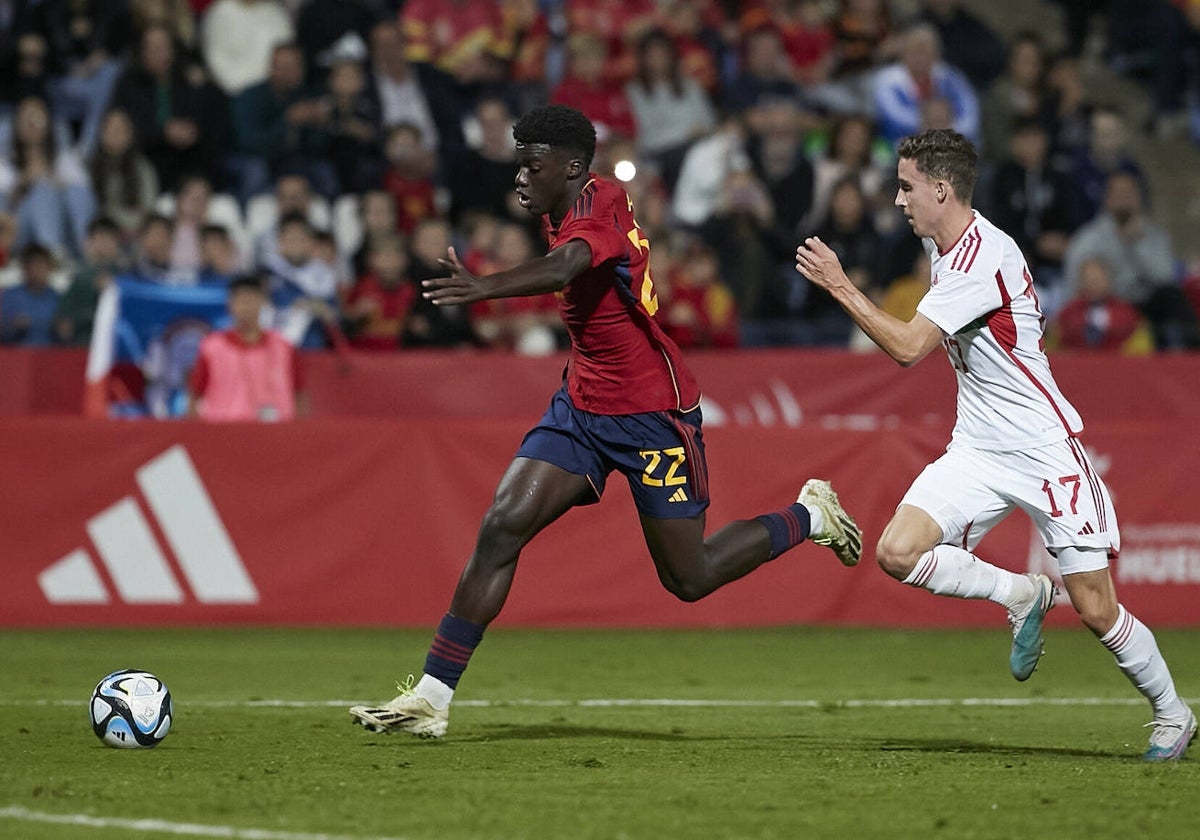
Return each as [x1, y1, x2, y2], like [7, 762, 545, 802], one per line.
[1, 0, 1198, 355]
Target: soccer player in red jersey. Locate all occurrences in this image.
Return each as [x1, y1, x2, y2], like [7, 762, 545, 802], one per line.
[349, 105, 862, 738]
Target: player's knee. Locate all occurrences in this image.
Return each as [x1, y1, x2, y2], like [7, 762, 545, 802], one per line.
[663, 578, 708, 603]
[1070, 594, 1119, 636]
[477, 499, 535, 555]
[875, 534, 919, 580]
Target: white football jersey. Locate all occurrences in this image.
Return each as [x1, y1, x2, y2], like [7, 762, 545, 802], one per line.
[916, 211, 1083, 451]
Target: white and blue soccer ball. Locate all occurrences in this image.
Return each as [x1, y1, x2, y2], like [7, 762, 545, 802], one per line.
[89, 669, 173, 749]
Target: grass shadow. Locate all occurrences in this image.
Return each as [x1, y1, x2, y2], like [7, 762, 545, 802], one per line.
[869, 736, 1130, 760]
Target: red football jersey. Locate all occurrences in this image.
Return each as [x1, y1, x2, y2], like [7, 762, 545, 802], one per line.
[544, 176, 700, 414]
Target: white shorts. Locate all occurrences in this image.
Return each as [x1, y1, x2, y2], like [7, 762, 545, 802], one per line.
[899, 437, 1119, 575]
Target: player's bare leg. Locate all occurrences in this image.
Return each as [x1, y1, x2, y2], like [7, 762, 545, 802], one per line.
[640, 481, 861, 603]
[448, 458, 594, 625]
[878, 504, 1053, 680]
[1061, 563, 1196, 761]
[350, 458, 591, 737]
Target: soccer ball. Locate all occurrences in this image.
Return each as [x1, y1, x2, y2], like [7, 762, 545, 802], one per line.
[89, 669, 173, 749]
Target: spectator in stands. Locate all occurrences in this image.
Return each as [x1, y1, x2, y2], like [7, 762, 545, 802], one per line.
[54, 216, 125, 345]
[916, 0, 1005, 93]
[503, 0, 555, 113]
[229, 42, 337, 203]
[699, 166, 790, 330]
[187, 273, 307, 422]
[33, 0, 130, 154]
[1, 31, 50, 111]
[468, 220, 561, 354]
[169, 174, 213, 274]
[344, 233, 416, 351]
[294, 0, 375, 87]
[1068, 107, 1148, 225]
[740, 1, 835, 90]
[828, 0, 896, 113]
[746, 100, 814, 239]
[1043, 51, 1093, 172]
[402, 216, 477, 347]
[625, 28, 717, 192]
[201, 0, 294, 97]
[351, 189, 399, 276]
[1147, 0, 1200, 141]
[366, 21, 466, 159]
[197, 223, 239, 286]
[563, 0, 659, 85]
[313, 227, 351, 291]
[672, 113, 752, 229]
[0, 3, 36, 106]
[0, 243, 59, 345]
[801, 175, 881, 345]
[399, 0, 512, 89]
[877, 248, 930, 322]
[261, 211, 340, 348]
[251, 172, 323, 266]
[980, 31, 1049, 164]
[805, 112, 888, 232]
[1064, 170, 1199, 350]
[381, 123, 439, 235]
[88, 108, 160, 240]
[988, 118, 1078, 312]
[324, 56, 385, 195]
[131, 212, 194, 285]
[1053, 255, 1153, 354]
[871, 22, 980, 146]
[446, 96, 523, 227]
[722, 25, 801, 117]
[659, 238, 740, 349]
[551, 32, 636, 142]
[656, 0, 724, 96]
[110, 24, 223, 193]
[0, 95, 95, 259]
[131, 0, 198, 51]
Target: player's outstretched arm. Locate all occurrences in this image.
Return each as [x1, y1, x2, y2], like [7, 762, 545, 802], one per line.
[423, 240, 593, 306]
[795, 236, 943, 367]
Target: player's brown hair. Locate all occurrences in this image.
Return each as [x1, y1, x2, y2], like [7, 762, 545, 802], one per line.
[897, 129, 978, 204]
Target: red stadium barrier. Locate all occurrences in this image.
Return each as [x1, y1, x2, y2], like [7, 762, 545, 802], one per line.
[2, 411, 1198, 628]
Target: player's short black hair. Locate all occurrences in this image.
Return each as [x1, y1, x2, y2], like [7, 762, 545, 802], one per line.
[512, 105, 596, 169]
[897, 128, 977, 203]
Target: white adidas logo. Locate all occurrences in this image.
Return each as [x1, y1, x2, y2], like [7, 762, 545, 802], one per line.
[39, 445, 258, 605]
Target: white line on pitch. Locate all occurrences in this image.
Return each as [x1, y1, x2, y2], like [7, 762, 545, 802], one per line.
[0, 806, 407, 840]
[6, 696, 1158, 709]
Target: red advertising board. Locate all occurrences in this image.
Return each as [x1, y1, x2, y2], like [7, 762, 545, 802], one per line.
[2, 413, 1198, 628]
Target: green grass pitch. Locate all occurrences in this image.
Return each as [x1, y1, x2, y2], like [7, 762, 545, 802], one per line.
[2, 626, 1199, 840]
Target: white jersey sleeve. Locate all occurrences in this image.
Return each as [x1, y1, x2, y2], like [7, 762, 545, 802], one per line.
[916, 212, 1083, 451]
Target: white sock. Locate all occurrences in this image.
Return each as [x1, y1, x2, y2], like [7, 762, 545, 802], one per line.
[804, 504, 825, 537]
[1100, 605, 1186, 719]
[902, 546, 1034, 609]
[415, 674, 455, 710]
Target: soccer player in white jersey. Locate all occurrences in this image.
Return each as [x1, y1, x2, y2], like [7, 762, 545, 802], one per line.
[795, 128, 1195, 761]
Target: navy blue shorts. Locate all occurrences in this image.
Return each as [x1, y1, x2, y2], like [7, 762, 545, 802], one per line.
[516, 387, 710, 519]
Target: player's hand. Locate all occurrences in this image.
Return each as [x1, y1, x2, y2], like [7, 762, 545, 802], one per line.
[424, 247, 485, 305]
[795, 236, 850, 291]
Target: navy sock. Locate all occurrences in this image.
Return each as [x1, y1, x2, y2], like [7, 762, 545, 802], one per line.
[423, 613, 486, 689]
[755, 503, 812, 560]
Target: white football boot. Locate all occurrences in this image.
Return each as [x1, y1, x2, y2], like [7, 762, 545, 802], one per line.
[798, 479, 863, 567]
[349, 675, 449, 738]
